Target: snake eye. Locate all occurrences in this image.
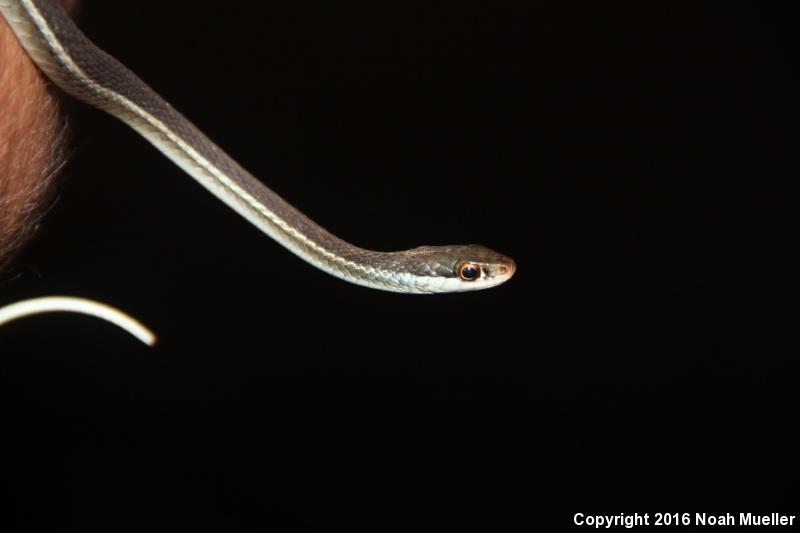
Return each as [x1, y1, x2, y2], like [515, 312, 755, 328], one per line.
[457, 262, 481, 281]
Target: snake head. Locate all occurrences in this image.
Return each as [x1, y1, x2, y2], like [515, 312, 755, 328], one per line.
[406, 244, 516, 293]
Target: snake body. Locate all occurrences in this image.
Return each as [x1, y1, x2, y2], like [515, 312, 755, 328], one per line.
[0, 0, 515, 293]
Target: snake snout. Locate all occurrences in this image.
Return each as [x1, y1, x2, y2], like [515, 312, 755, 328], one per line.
[498, 260, 516, 277]
[490, 256, 516, 279]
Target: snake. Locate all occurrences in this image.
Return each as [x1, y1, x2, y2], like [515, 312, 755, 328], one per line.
[0, 0, 515, 293]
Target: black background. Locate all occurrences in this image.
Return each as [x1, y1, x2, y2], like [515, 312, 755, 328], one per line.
[1, 1, 797, 531]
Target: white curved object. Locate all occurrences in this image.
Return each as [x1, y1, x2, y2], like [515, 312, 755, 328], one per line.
[0, 296, 156, 346]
